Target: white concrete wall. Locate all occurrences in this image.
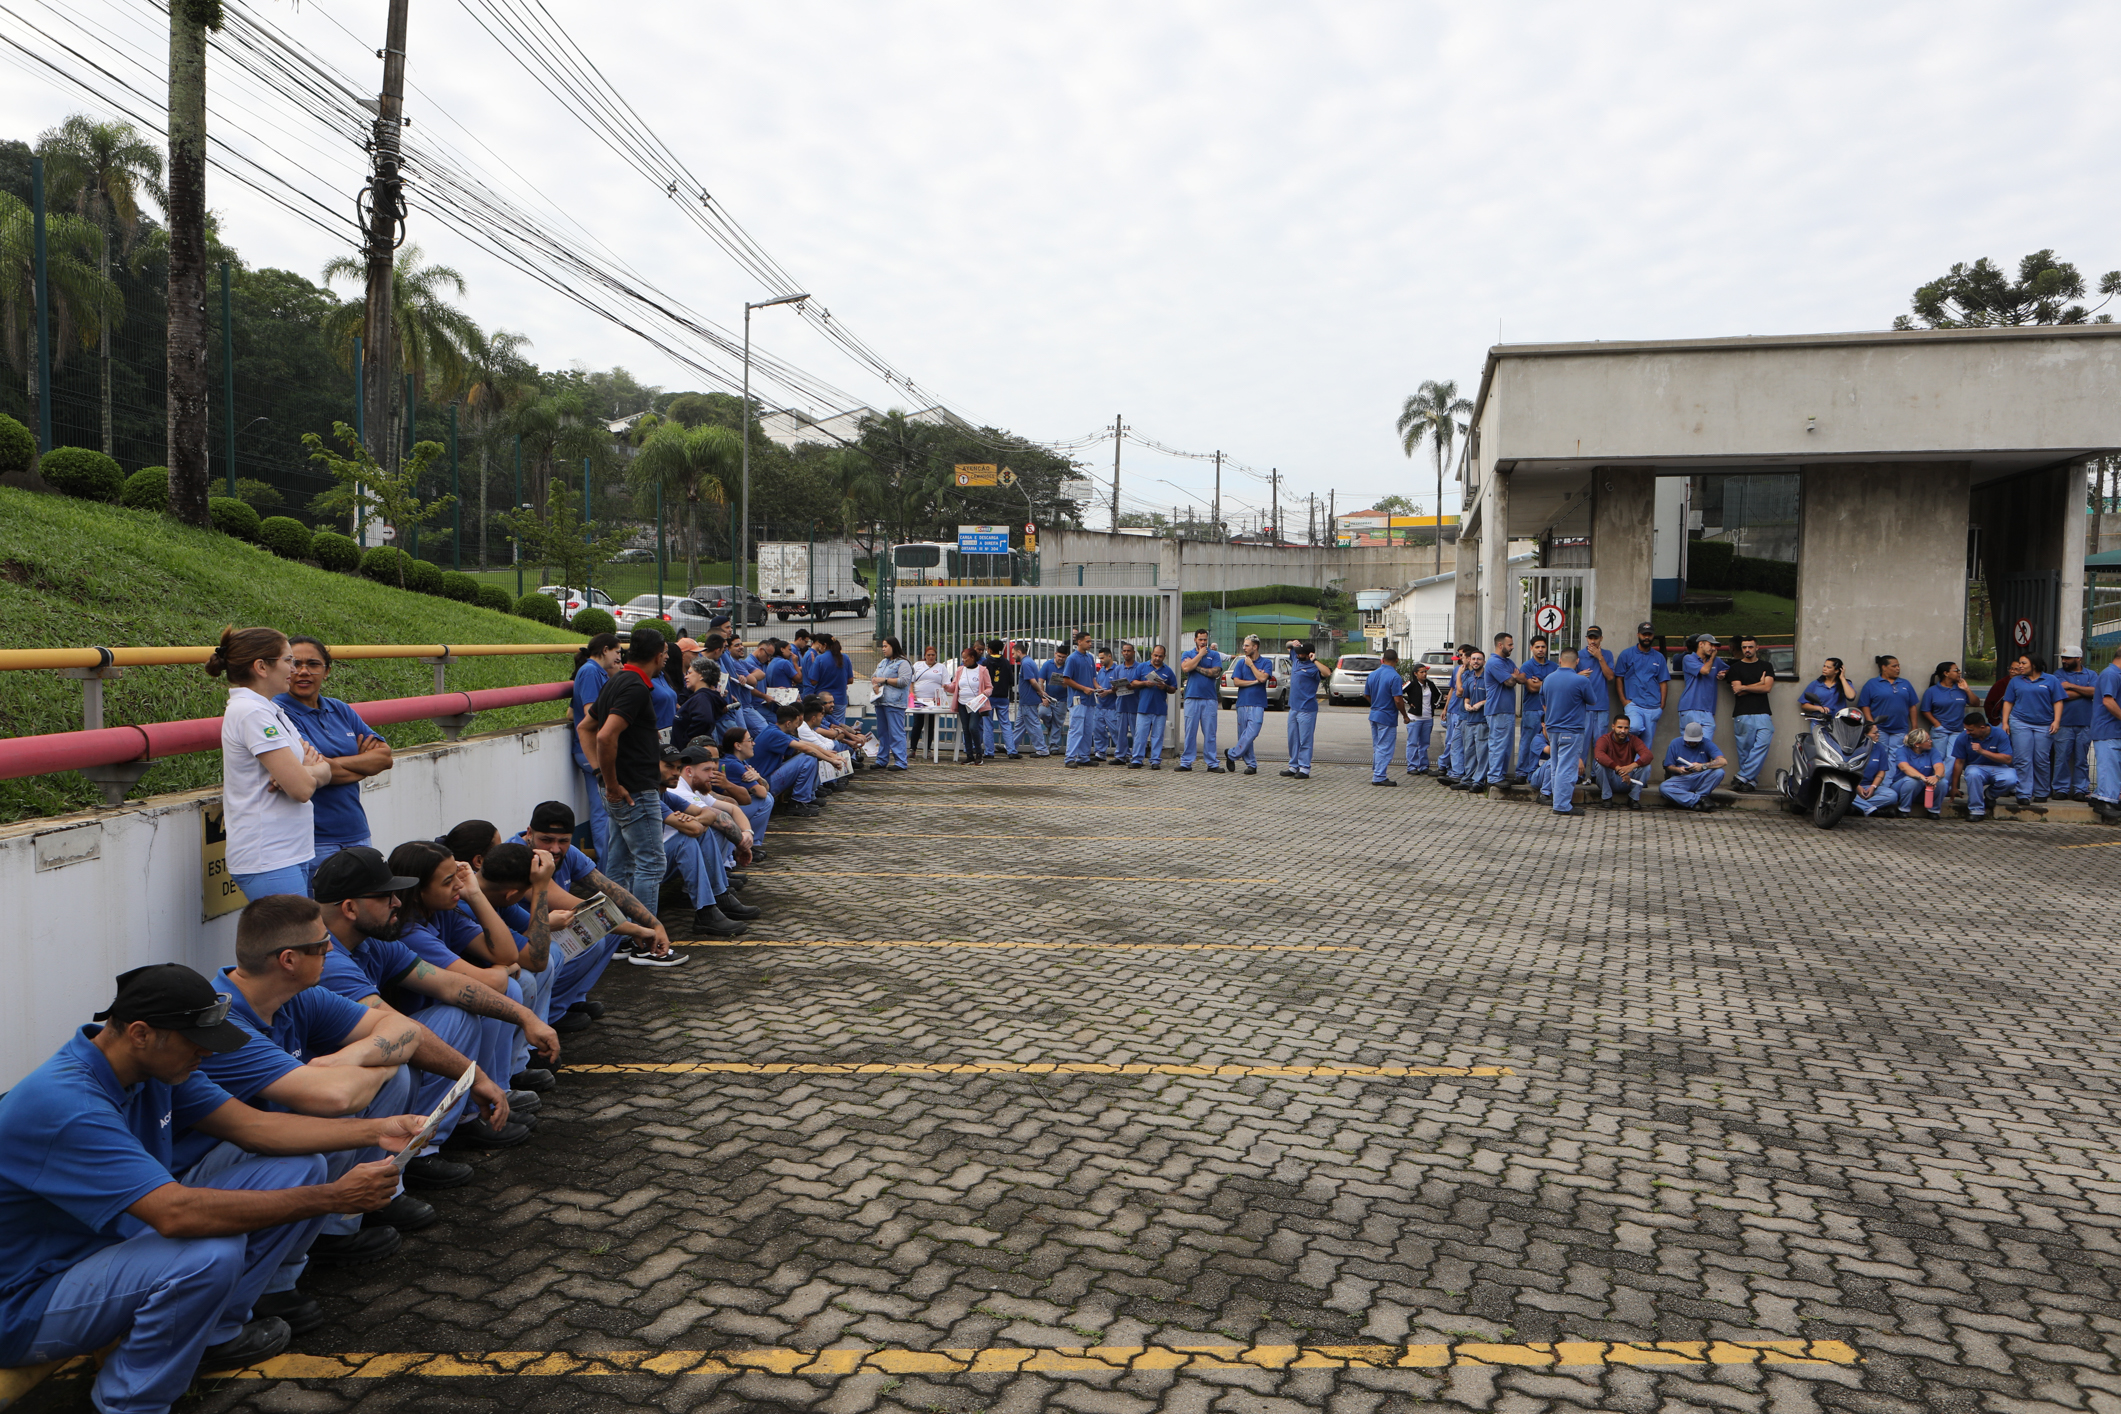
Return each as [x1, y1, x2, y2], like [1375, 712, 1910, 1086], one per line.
[1040, 529, 1453, 596]
[0, 722, 580, 1090]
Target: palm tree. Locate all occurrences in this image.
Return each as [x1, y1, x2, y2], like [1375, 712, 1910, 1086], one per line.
[0, 192, 122, 440]
[631, 420, 740, 587]
[321, 244, 482, 466]
[38, 116, 164, 456]
[1397, 379, 1473, 577]
[458, 326, 534, 567]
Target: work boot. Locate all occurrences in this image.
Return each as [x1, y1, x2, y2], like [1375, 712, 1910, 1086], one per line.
[402, 1155, 473, 1190]
[716, 892, 762, 920]
[694, 906, 748, 938]
[364, 1195, 439, 1232]
[511, 1068, 555, 1093]
[450, 1118, 533, 1149]
[252, 1290, 327, 1337]
[307, 1226, 401, 1265]
[198, 1318, 290, 1372]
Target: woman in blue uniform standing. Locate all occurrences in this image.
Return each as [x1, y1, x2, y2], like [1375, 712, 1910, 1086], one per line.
[276, 636, 394, 871]
[1856, 656, 1919, 770]
[1800, 657, 1852, 721]
[1999, 653, 2062, 807]
[1918, 662, 1979, 786]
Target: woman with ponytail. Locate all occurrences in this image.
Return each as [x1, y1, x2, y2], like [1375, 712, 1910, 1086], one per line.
[208, 626, 332, 898]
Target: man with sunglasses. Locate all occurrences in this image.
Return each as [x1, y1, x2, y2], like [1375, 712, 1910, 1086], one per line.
[0, 963, 420, 1407]
[274, 636, 393, 873]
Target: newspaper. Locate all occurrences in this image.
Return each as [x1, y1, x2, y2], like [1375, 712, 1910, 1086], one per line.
[553, 891, 625, 963]
[392, 1064, 478, 1169]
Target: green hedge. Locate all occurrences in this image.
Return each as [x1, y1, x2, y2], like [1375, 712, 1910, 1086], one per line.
[312, 531, 360, 573]
[0, 415, 32, 475]
[39, 447, 123, 503]
[1687, 538, 1735, 588]
[404, 555, 444, 596]
[256, 516, 312, 560]
[1179, 583, 1322, 613]
[207, 497, 261, 541]
[476, 584, 515, 613]
[360, 546, 411, 585]
[571, 606, 617, 636]
[120, 465, 171, 512]
[438, 570, 482, 603]
[1685, 539, 1796, 599]
[1729, 555, 1796, 598]
[516, 590, 564, 625]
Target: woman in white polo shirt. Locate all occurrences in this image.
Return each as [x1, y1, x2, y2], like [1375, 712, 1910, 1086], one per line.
[208, 625, 332, 898]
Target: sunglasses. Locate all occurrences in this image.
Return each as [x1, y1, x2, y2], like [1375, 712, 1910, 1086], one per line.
[141, 992, 233, 1030]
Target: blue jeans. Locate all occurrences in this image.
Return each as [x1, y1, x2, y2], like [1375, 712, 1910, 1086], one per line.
[1016, 700, 1050, 755]
[874, 704, 907, 767]
[1133, 713, 1165, 763]
[2008, 722, 2052, 799]
[1369, 719, 1397, 781]
[1546, 729, 1582, 812]
[1659, 766, 1725, 807]
[600, 791, 667, 914]
[2053, 724, 2091, 795]
[1181, 698, 1218, 766]
[20, 1154, 330, 1414]
[1626, 704, 1663, 740]
[1067, 700, 1094, 763]
[1731, 715, 1774, 786]
[1287, 710, 1317, 773]
[552, 934, 623, 1016]
[1229, 704, 1265, 768]
[231, 859, 316, 902]
[1461, 718, 1489, 784]
[1598, 763, 1645, 803]
[575, 760, 611, 861]
[1963, 762, 2020, 815]
[2096, 738, 2121, 805]
[665, 829, 729, 909]
[990, 700, 1014, 753]
[1486, 713, 1516, 783]
[1404, 718, 1431, 771]
[767, 755, 819, 802]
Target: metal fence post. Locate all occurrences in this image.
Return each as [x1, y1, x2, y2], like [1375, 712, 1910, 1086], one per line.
[30, 156, 51, 455]
[450, 403, 460, 571]
[221, 262, 236, 496]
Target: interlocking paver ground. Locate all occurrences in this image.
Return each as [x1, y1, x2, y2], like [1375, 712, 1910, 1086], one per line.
[25, 736, 2121, 1414]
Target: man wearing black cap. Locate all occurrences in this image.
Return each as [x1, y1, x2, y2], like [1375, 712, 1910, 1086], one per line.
[515, 800, 683, 1023]
[581, 628, 672, 934]
[0, 964, 418, 1405]
[313, 847, 538, 1179]
[659, 747, 756, 936]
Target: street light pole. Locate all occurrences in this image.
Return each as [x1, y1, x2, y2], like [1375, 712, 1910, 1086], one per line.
[739, 292, 809, 625]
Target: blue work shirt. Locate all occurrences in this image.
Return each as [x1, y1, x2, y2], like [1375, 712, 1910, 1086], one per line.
[650, 674, 677, 734]
[1663, 735, 1723, 771]
[2057, 667, 2099, 729]
[1893, 744, 1943, 781]
[1919, 683, 1972, 733]
[1857, 676, 1919, 733]
[319, 934, 423, 1009]
[1801, 678, 1850, 716]
[1019, 658, 1052, 704]
[273, 693, 377, 849]
[569, 660, 608, 768]
[1093, 663, 1122, 706]
[1614, 646, 1670, 709]
[1520, 656, 1560, 715]
[180, 969, 371, 1168]
[1458, 668, 1488, 718]
[1363, 664, 1406, 725]
[1231, 655, 1271, 709]
[718, 651, 758, 710]
[1539, 665, 1595, 733]
[823, 656, 854, 708]
[2002, 673, 2060, 728]
[0, 1027, 233, 1364]
[1577, 647, 1615, 713]
[765, 657, 799, 693]
[1132, 663, 1177, 718]
[1679, 654, 1727, 713]
[2093, 664, 2121, 742]
[1181, 647, 1223, 701]
[1063, 650, 1101, 706]
[753, 724, 794, 778]
[1952, 730, 2012, 767]
[1482, 654, 1520, 715]
[1286, 657, 1322, 716]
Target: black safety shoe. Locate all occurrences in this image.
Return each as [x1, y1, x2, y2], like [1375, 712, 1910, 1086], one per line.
[402, 1155, 474, 1190]
[199, 1318, 290, 1371]
[251, 1291, 327, 1337]
[364, 1195, 438, 1232]
[307, 1225, 402, 1265]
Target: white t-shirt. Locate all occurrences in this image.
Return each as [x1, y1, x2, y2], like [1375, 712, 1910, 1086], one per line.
[910, 661, 949, 710]
[221, 686, 314, 875]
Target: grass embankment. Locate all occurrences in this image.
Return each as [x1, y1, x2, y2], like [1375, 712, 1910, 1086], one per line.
[0, 489, 579, 822]
[1650, 591, 1797, 641]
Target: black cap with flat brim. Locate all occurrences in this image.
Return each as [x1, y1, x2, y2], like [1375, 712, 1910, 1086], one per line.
[94, 963, 251, 1053]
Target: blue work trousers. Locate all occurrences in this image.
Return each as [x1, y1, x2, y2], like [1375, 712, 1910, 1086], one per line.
[1113, 704, 1135, 759]
[516, 961, 554, 1077]
[409, 1003, 482, 1150]
[1133, 712, 1165, 763]
[1287, 710, 1316, 774]
[1963, 762, 2020, 815]
[1485, 713, 1516, 784]
[1546, 729, 1583, 812]
[1093, 703, 1121, 757]
[1518, 711, 1544, 777]
[1625, 704, 1663, 741]
[665, 829, 728, 910]
[873, 704, 907, 768]
[2095, 739, 2121, 805]
[18, 1154, 331, 1414]
[1461, 718, 1489, 785]
[1067, 700, 1095, 764]
[989, 700, 1014, 754]
[767, 754, 819, 802]
[1369, 719, 1398, 782]
[1888, 774, 1943, 814]
[472, 977, 528, 1117]
[2008, 722, 2052, 800]
[1679, 708, 1716, 736]
[1404, 718, 1432, 772]
[551, 934, 623, 1017]
[2053, 724, 2091, 796]
[1659, 766, 1725, 807]
[742, 793, 773, 844]
[1442, 714, 1463, 777]
[1229, 705, 1265, 768]
[1597, 763, 1645, 803]
[599, 792, 666, 918]
[230, 860, 316, 904]
[1180, 699, 1218, 766]
[1580, 711, 1610, 780]
[1015, 700, 1050, 755]
[1731, 716, 1774, 787]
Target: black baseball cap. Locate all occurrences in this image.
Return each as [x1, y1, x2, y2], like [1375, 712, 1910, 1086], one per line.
[94, 963, 250, 1052]
[1586, 625, 1603, 636]
[312, 846, 421, 904]
[528, 801, 575, 834]
[678, 743, 714, 764]
[1636, 621, 1654, 633]
[660, 745, 685, 764]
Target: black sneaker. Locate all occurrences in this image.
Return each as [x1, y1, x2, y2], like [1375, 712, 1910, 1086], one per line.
[449, 1119, 533, 1150]
[198, 1318, 290, 1372]
[715, 893, 762, 920]
[1128, 761, 1142, 769]
[511, 1068, 555, 1093]
[505, 1088, 542, 1113]
[1149, 762, 1160, 770]
[306, 1225, 402, 1265]
[402, 1154, 474, 1190]
[1206, 765, 1225, 774]
[1371, 778, 1398, 787]
[252, 1290, 327, 1337]
[553, 1009, 593, 1036]
[363, 1194, 438, 1232]
[1242, 765, 1257, 775]
[1280, 768, 1297, 777]
[1174, 764, 1192, 771]
[578, 1000, 607, 1020]
[1064, 760, 1080, 769]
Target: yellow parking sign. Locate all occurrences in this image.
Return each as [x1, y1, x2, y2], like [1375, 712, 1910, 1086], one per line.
[954, 464, 998, 487]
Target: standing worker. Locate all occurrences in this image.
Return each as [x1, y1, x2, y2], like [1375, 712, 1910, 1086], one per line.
[1060, 631, 1102, 768]
[1110, 643, 1140, 765]
[1224, 636, 1273, 776]
[1453, 650, 1491, 791]
[1282, 640, 1322, 779]
[1724, 634, 1776, 793]
[1405, 663, 1442, 775]
[987, 638, 1021, 759]
[1177, 630, 1225, 772]
[1130, 644, 1178, 769]
[2053, 647, 2097, 801]
[1998, 654, 2060, 809]
[1615, 623, 1672, 741]
[569, 633, 622, 858]
[1678, 634, 1726, 735]
[1365, 649, 1409, 786]
[1016, 643, 1054, 759]
[1482, 632, 1526, 789]
[1578, 627, 1618, 790]
[210, 627, 334, 900]
[868, 637, 913, 771]
[276, 636, 393, 869]
[1537, 647, 1595, 817]
[2090, 646, 2121, 823]
[1517, 636, 1557, 783]
[1857, 655, 1919, 774]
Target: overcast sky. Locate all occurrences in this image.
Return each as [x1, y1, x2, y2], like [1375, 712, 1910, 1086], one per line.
[7, 1, 2119, 527]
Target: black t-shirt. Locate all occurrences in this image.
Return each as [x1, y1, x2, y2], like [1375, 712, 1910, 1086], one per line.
[590, 667, 662, 793]
[988, 655, 1018, 699]
[1728, 658, 1775, 716]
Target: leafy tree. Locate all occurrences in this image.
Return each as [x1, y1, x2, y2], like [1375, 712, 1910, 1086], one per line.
[581, 365, 660, 419]
[231, 476, 282, 510]
[1117, 511, 1167, 529]
[1396, 379, 1471, 572]
[496, 473, 627, 591]
[1373, 494, 1416, 515]
[0, 191, 121, 441]
[301, 421, 455, 585]
[1893, 250, 2121, 329]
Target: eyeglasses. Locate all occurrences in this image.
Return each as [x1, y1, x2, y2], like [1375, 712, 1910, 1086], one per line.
[290, 658, 329, 671]
[141, 992, 233, 1030]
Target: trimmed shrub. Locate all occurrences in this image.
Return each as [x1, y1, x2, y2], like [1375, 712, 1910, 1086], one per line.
[39, 447, 124, 502]
[1731, 554, 1797, 599]
[404, 555, 444, 596]
[515, 590, 564, 626]
[476, 584, 515, 613]
[208, 496, 262, 541]
[256, 516, 313, 560]
[311, 531, 361, 573]
[571, 606, 617, 636]
[360, 545, 412, 586]
[439, 570, 482, 603]
[1686, 538, 1735, 591]
[121, 465, 171, 511]
[0, 414, 36, 475]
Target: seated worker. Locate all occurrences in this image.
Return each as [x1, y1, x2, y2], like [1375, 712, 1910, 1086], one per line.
[755, 700, 829, 815]
[658, 748, 757, 936]
[672, 744, 761, 878]
[516, 801, 687, 1008]
[313, 847, 544, 1176]
[1884, 727, 1949, 820]
[1591, 716, 1652, 808]
[440, 823, 563, 1093]
[1850, 744, 1899, 817]
[702, 736, 774, 854]
[797, 695, 855, 789]
[1950, 711, 2020, 821]
[1658, 721, 1727, 811]
[0, 964, 417, 1405]
[385, 840, 543, 1124]
[672, 658, 725, 752]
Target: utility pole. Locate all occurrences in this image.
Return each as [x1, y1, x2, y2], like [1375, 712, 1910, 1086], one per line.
[1111, 413, 1124, 534]
[166, 2, 213, 525]
[361, 0, 411, 479]
[1212, 451, 1221, 540]
[1308, 493, 1315, 547]
[1270, 469, 1280, 548]
[1328, 490, 1335, 548]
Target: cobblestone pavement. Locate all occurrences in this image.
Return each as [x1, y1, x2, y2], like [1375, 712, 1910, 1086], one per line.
[34, 756, 2121, 1414]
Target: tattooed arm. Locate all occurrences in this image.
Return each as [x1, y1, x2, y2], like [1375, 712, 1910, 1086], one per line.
[398, 960, 561, 1062]
[583, 867, 674, 955]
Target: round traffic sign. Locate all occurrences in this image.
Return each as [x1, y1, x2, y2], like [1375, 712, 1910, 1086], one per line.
[1533, 603, 1565, 634]
[1025, 521, 1036, 532]
[2013, 617, 2034, 647]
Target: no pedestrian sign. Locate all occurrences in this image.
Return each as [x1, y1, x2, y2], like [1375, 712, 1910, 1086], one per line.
[2013, 617, 2035, 647]
[1534, 603, 1565, 634]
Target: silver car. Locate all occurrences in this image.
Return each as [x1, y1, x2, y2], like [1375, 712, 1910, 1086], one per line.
[614, 595, 714, 637]
[1219, 654, 1294, 710]
[1328, 653, 1381, 706]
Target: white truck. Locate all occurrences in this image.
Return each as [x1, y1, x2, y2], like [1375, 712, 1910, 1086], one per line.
[757, 540, 872, 620]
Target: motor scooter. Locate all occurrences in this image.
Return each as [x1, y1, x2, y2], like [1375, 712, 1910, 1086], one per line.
[1778, 707, 1875, 829]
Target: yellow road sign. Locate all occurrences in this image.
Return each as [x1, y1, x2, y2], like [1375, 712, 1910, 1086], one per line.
[998, 466, 1017, 487]
[954, 464, 998, 487]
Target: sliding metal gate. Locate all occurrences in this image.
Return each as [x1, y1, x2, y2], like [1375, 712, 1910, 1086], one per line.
[1514, 569, 1597, 656]
[1993, 571, 2059, 667]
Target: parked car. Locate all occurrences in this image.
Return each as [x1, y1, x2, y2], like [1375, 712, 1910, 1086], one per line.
[614, 595, 715, 637]
[536, 585, 616, 618]
[687, 585, 769, 626]
[1327, 653, 1382, 706]
[611, 548, 655, 564]
[1218, 654, 1295, 711]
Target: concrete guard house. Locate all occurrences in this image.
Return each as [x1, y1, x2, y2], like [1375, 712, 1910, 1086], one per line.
[1455, 325, 2121, 768]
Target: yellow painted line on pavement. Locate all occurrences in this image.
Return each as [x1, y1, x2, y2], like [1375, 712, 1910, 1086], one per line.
[858, 804, 1186, 811]
[674, 939, 1357, 951]
[790, 872, 1279, 881]
[797, 832, 1230, 840]
[564, 1061, 1511, 1078]
[169, 1340, 1860, 1382]
[2057, 839, 2121, 848]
